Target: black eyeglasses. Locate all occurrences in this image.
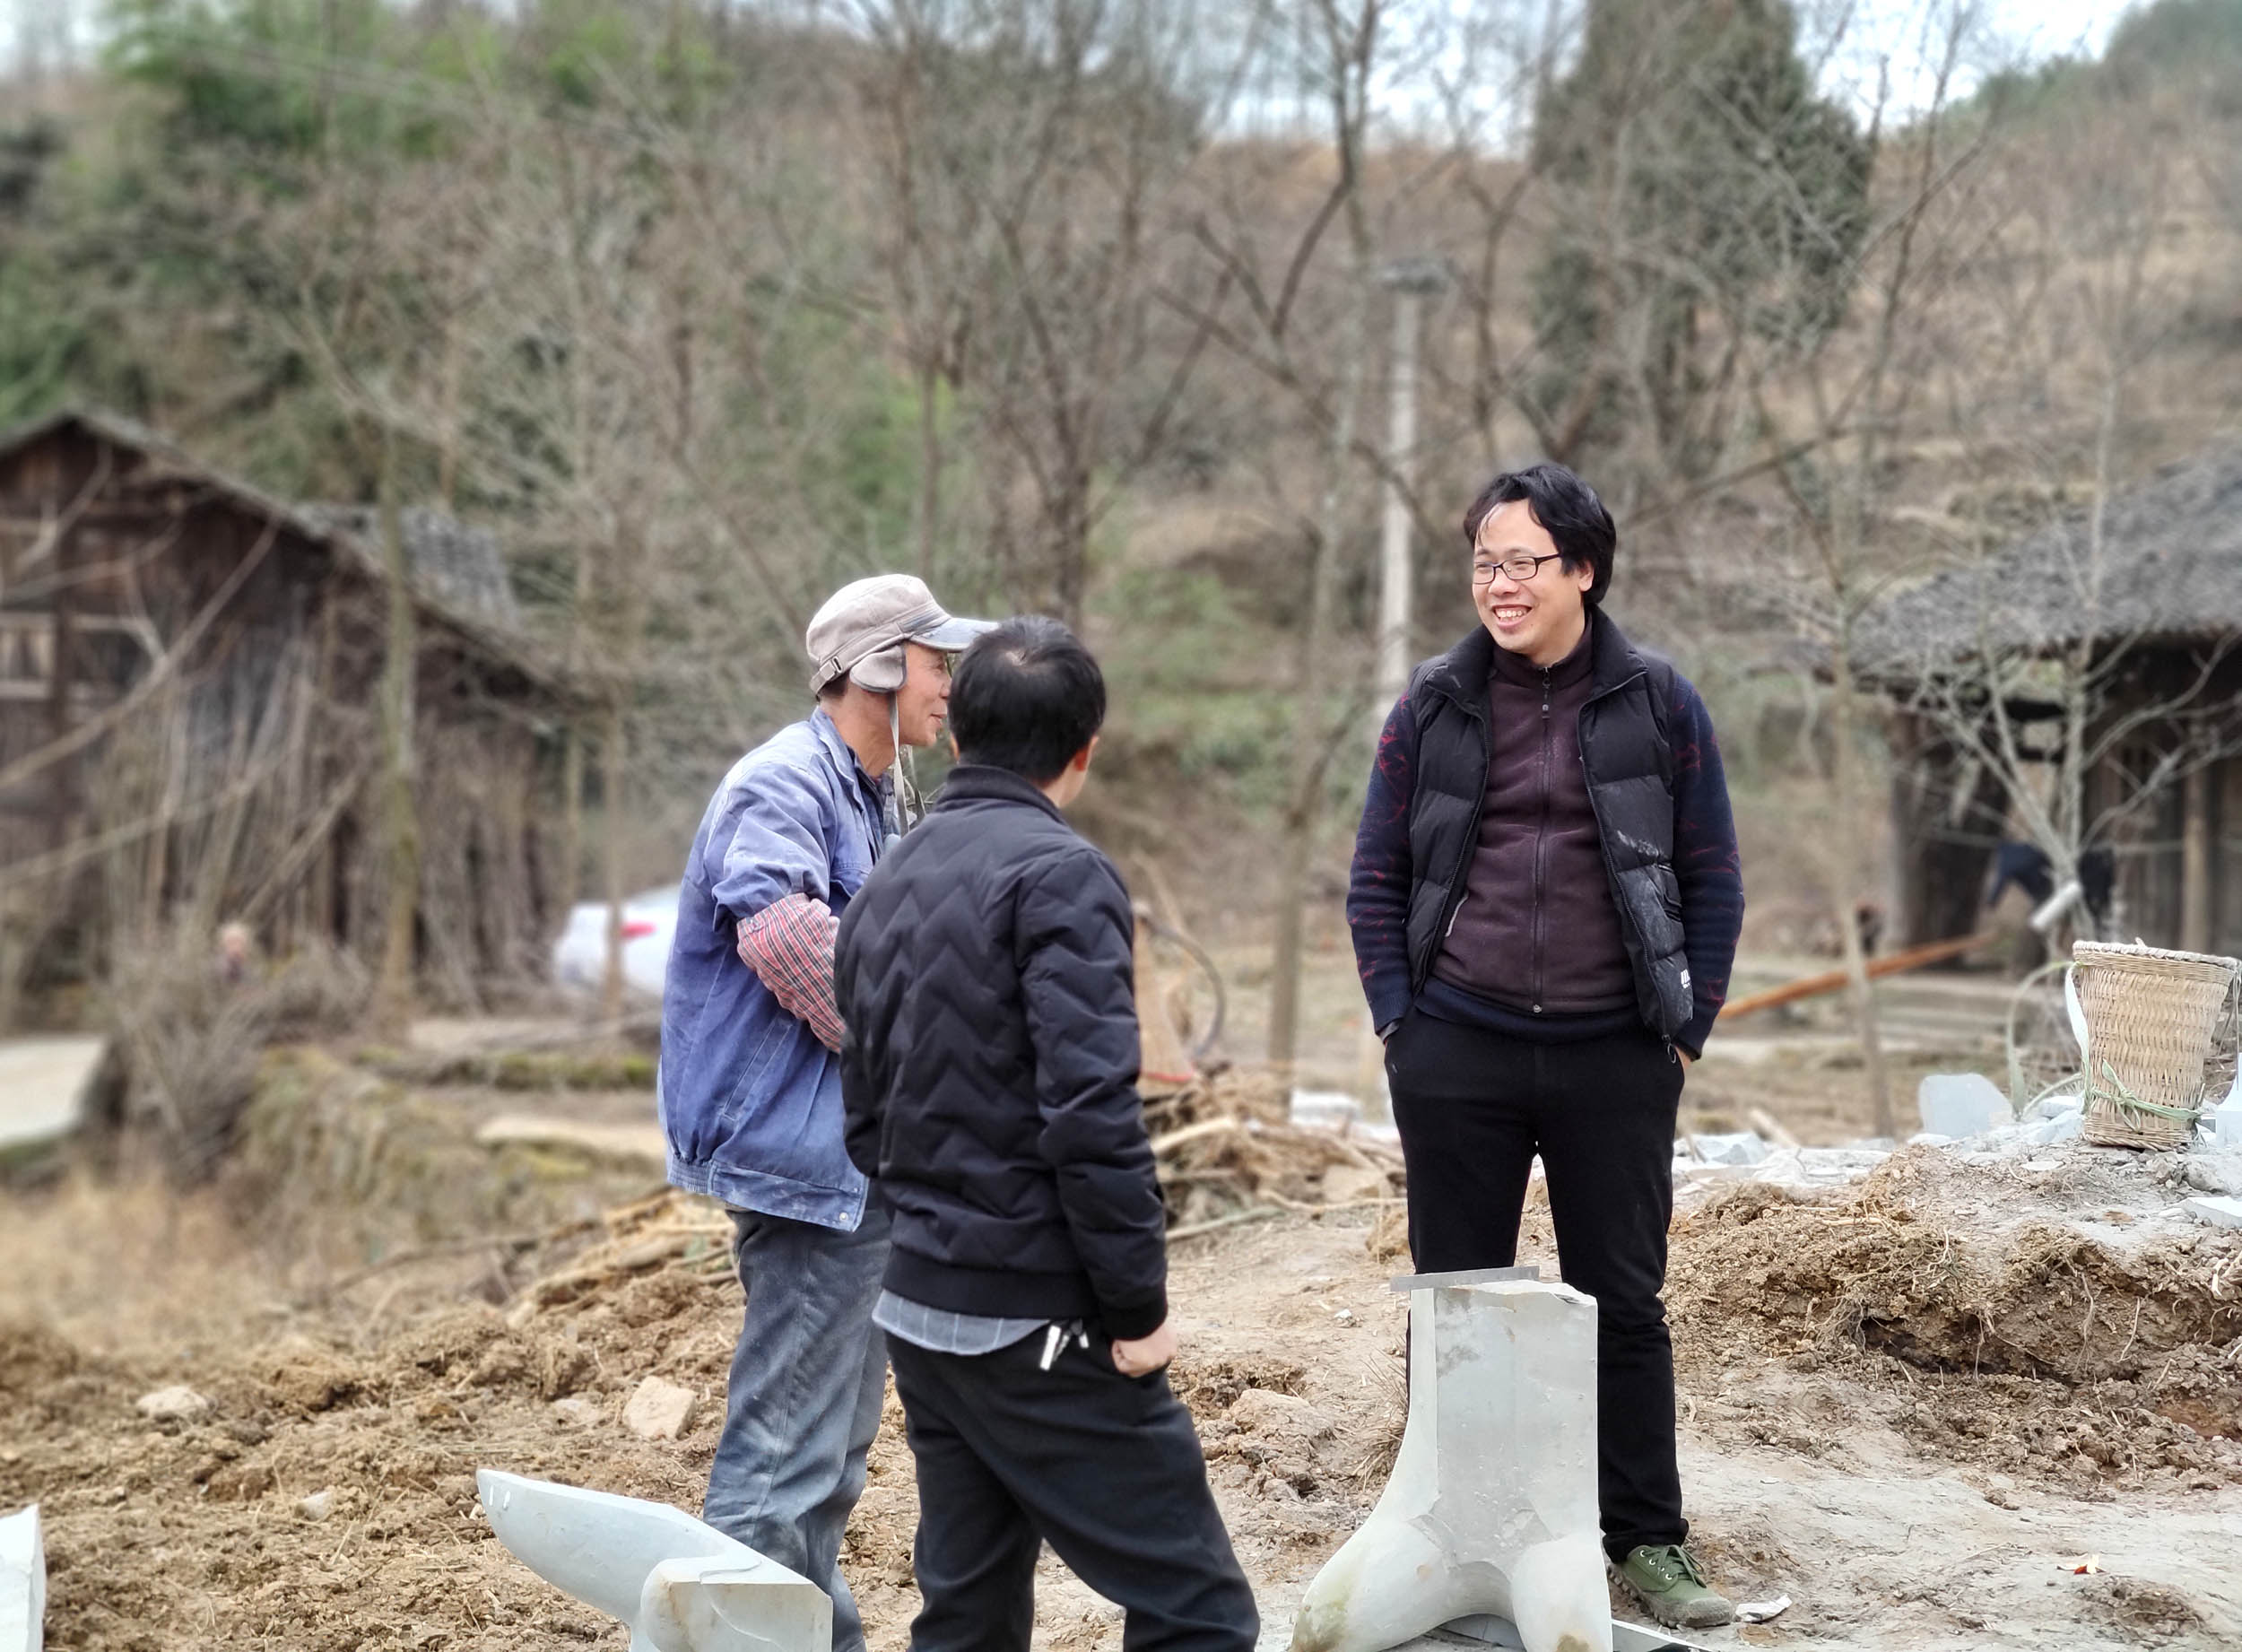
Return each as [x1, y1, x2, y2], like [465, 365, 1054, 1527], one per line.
[1472, 552, 1565, 585]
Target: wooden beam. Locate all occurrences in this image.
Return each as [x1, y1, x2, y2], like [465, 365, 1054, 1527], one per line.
[2183, 767, 2214, 955]
[1718, 931, 1998, 1020]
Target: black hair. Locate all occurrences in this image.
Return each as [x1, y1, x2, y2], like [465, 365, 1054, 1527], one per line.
[1461, 462, 1617, 605]
[949, 615, 1106, 783]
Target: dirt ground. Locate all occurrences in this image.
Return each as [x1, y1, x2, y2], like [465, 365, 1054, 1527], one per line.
[4, 1034, 2240, 1652]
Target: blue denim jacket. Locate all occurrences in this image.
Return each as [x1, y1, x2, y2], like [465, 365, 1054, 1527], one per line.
[659, 709, 890, 1230]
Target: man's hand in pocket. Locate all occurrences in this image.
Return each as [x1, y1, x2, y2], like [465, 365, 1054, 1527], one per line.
[1112, 1320, 1177, 1376]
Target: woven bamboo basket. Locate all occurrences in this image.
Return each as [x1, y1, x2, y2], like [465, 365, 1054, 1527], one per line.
[2072, 942, 2238, 1150]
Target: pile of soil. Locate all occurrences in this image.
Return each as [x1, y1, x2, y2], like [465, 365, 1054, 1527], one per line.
[1668, 1146, 2242, 1495]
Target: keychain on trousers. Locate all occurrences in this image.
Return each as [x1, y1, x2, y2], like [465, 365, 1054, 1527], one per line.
[1038, 1321, 1091, 1370]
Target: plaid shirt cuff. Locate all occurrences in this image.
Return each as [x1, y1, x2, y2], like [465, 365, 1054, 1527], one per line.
[737, 894, 844, 1051]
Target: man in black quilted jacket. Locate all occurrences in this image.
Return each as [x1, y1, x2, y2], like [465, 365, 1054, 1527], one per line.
[836, 615, 1257, 1652]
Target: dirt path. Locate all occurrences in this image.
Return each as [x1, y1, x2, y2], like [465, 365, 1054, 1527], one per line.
[3, 1066, 2236, 1651]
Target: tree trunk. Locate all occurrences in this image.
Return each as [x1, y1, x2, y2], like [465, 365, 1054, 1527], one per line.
[1268, 318, 1371, 1073]
[557, 726, 584, 918]
[1827, 632, 1891, 1136]
[600, 695, 629, 1022]
[372, 426, 421, 1033]
[915, 357, 943, 582]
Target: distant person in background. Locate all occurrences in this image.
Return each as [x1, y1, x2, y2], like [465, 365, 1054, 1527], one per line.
[657, 574, 990, 1652]
[1345, 463, 1745, 1630]
[215, 922, 256, 987]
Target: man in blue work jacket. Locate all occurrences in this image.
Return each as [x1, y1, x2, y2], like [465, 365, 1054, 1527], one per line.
[658, 574, 990, 1651]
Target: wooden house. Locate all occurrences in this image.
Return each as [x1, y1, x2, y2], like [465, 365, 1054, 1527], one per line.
[0, 408, 575, 1009]
[1859, 441, 2242, 956]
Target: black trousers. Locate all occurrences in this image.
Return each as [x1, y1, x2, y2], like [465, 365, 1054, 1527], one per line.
[1385, 1009, 1687, 1561]
[886, 1330, 1259, 1652]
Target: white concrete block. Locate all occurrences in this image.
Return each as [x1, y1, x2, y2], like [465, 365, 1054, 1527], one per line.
[624, 1377, 697, 1440]
[477, 1470, 830, 1652]
[2182, 1196, 2242, 1230]
[134, 1386, 211, 1422]
[2212, 1092, 2242, 1152]
[1917, 1073, 2010, 1139]
[0, 1038, 105, 1157]
[1290, 1280, 1610, 1652]
[0, 1503, 43, 1652]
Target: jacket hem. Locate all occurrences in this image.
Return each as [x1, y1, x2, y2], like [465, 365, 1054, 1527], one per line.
[666, 1151, 866, 1232]
[884, 1245, 1117, 1324]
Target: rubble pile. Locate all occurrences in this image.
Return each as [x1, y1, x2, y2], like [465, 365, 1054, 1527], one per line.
[1143, 1069, 1405, 1233]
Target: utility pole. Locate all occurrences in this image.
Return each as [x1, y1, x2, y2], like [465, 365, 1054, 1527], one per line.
[1375, 259, 1447, 709]
[1353, 258, 1446, 1122]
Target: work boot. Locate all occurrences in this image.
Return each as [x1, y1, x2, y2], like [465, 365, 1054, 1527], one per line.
[1614, 1543, 1735, 1630]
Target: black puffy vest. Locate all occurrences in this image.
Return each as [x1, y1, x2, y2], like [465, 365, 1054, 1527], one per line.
[1401, 618, 1695, 1038]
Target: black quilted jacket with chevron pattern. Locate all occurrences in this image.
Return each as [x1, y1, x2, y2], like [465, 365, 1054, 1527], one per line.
[835, 766, 1168, 1340]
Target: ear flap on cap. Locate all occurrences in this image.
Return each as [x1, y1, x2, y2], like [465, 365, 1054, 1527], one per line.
[850, 644, 907, 693]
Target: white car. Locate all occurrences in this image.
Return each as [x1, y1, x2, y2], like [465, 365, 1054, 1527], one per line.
[552, 886, 677, 999]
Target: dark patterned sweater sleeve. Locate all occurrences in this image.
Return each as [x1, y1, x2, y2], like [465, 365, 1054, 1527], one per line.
[1669, 676, 1743, 1056]
[1347, 694, 1419, 1036]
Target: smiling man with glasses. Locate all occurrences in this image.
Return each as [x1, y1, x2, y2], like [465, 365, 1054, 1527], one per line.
[1345, 462, 1744, 1630]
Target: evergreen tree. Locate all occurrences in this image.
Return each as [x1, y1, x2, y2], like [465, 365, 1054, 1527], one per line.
[1527, 0, 1870, 483]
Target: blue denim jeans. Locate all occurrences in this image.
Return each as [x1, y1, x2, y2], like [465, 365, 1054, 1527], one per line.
[704, 1204, 891, 1652]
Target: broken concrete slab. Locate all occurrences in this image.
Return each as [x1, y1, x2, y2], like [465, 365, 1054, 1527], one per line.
[1684, 1132, 1767, 1166]
[623, 1376, 697, 1440]
[2182, 1156, 2242, 1196]
[1438, 1613, 1708, 1651]
[1292, 1278, 1609, 1652]
[134, 1386, 212, 1423]
[1918, 1072, 2011, 1139]
[2182, 1195, 2242, 1230]
[0, 1037, 106, 1159]
[0, 1503, 43, 1652]
[477, 1469, 830, 1652]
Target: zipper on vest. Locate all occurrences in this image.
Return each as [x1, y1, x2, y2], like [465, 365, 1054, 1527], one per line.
[1533, 666, 1552, 1013]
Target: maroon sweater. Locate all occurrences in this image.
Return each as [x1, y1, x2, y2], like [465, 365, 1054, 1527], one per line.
[1429, 622, 1635, 1016]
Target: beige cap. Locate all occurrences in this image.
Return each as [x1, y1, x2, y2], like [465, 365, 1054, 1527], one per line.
[805, 575, 994, 693]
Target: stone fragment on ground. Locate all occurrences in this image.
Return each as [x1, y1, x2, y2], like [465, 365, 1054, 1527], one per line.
[552, 1396, 603, 1427]
[623, 1376, 697, 1440]
[2181, 1195, 2242, 1230]
[2182, 1155, 2242, 1196]
[297, 1490, 335, 1522]
[1321, 1163, 1390, 1204]
[134, 1386, 211, 1422]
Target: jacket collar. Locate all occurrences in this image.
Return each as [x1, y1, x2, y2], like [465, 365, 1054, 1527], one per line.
[1488, 614, 1595, 689]
[809, 707, 891, 808]
[934, 763, 1068, 824]
[1422, 610, 1646, 717]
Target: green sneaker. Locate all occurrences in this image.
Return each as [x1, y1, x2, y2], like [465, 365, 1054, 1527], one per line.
[1614, 1543, 1735, 1630]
